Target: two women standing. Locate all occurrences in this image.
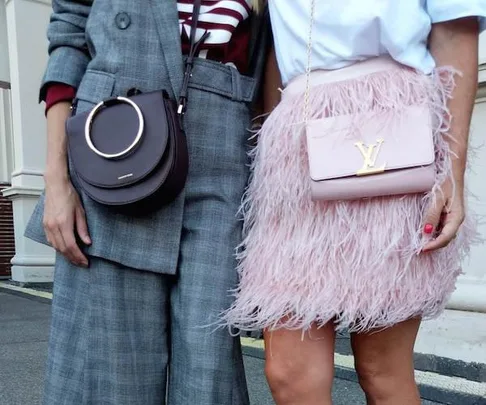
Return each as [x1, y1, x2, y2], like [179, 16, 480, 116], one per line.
[28, 0, 484, 404]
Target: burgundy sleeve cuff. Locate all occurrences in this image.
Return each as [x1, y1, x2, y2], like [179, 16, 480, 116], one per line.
[45, 83, 76, 114]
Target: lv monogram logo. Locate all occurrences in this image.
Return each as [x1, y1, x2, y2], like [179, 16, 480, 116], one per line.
[354, 138, 387, 176]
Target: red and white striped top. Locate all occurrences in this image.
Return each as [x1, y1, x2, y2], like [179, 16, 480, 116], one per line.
[178, 0, 253, 73]
[44, 1, 254, 112]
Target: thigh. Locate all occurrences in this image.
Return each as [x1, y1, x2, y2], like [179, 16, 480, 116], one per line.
[44, 254, 170, 405]
[351, 318, 421, 377]
[168, 194, 249, 405]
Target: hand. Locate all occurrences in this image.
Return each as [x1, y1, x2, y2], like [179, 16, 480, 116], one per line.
[43, 176, 91, 267]
[422, 177, 465, 253]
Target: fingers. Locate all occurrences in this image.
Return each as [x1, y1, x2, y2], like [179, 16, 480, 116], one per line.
[421, 177, 466, 253]
[422, 196, 444, 240]
[44, 219, 66, 254]
[422, 212, 463, 252]
[43, 214, 88, 268]
[61, 224, 89, 267]
[75, 206, 92, 246]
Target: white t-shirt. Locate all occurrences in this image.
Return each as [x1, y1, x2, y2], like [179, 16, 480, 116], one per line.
[269, 0, 486, 85]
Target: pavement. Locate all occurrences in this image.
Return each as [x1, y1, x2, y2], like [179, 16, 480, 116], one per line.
[0, 286, 483, 405]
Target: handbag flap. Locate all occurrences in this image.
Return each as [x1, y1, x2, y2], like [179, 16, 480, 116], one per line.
[306, 105, 434, 182]
[67, 91, 170, 189]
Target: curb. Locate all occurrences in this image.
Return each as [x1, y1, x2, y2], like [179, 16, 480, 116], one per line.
[0, 282, 53, 304]
[334, 333, 486, 384]
[241, 338, 486, 405]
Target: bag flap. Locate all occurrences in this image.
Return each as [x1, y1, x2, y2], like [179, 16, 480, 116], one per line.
[67, 91, 170, 189]
[306, 105, 435, 182]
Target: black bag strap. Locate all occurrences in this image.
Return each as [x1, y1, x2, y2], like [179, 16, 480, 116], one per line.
[177, 0, 210, 115]
[247, 5, 269, 78]
[247, 5, 270, 106]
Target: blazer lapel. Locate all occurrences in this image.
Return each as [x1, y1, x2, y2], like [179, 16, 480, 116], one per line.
[149, 0, 184, 98]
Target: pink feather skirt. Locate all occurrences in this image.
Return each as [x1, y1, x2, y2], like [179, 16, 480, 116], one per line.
[223, 56, 478, 333]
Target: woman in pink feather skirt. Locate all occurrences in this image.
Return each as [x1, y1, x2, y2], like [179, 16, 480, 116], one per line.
[224, 1, 485, 404]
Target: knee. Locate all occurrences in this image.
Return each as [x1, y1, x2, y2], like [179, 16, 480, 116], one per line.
[355, 357, 413, 400]
[355, 359, 389, 399]
[265, 355, 333, 402]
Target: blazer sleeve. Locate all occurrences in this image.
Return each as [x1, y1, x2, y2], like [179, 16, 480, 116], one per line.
[44, 83, 76, 114]
[39, 0, 93, 102]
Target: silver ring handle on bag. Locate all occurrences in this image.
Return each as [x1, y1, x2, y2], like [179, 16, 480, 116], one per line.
[84, 96, 144, 159]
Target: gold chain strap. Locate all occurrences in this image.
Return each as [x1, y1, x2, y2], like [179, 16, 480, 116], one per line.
[303, 0, 316, 124]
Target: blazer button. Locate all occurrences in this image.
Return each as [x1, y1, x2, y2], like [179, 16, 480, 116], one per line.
[115, 12, 131, 30]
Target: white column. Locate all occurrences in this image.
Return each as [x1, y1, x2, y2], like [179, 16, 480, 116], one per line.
[0, 0, 14, 184]
[2, 0, 54, 283]
[0, 0, 10, 84]
[0, 88, 14, 185]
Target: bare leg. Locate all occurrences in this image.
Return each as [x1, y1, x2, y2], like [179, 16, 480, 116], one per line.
[264, 321, 336, 405]
[351, 318, 421, 405]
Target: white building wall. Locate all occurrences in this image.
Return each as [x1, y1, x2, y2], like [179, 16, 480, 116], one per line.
[2, 0, 54, 283]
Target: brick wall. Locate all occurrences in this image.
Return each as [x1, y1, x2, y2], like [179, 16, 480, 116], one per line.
[0, 183, 14, 277]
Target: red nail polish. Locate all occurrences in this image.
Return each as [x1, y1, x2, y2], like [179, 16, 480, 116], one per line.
[424, 224, 434, 234]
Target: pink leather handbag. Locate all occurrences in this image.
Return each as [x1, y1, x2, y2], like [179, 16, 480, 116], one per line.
[305, 105, 436, 201]
[303, 0, 435, 201]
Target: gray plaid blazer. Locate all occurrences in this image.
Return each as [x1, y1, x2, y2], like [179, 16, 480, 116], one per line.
[25, 0, 268, 275]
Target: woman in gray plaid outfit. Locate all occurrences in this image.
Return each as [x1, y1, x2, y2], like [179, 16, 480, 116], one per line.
[25, 1, 269, 404]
